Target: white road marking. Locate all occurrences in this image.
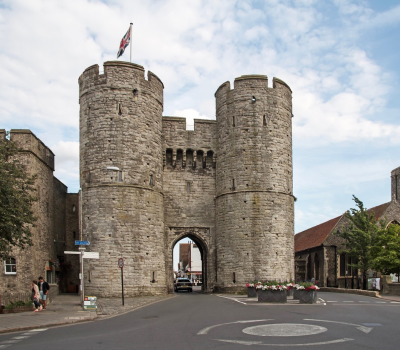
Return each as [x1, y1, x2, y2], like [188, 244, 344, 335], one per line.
[376, 302, 386, 303]
[0, 345, 11, 349]
[327, 301, 338, 302]
[11, 336, 28, 340]
[343, 301, 354, 303]
[215, 294, 248, 305]
[304, 319, 373, 333]
[242, 324, 328, 337]
[391, 302, 400, 304]
[29, 329, 48, 332]
[216, 338, 354, 346]
[197, 319, 272, 335]
[318, 298, 326, 305]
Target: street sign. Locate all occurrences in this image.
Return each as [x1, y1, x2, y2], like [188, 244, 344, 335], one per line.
[83, 252, 99, 259]
[118, 258, 124, 268]
[75, 240, 90, 245]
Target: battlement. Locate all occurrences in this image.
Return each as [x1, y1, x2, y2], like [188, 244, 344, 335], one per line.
[9, 129, 54, 171]
[79, 61, 164, 97]
[215, 74, 291, 97]
[0, 129, 6, 140]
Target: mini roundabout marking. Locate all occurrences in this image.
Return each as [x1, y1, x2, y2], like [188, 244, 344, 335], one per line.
[197, 318, 377, 346]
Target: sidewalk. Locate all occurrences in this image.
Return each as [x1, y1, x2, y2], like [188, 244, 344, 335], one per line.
[0, 293, 175, 334]
[378, 294, 400, 302]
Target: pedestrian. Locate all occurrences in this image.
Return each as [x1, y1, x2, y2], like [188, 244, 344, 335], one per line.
[38, 276, 50, 309]
[31, 280, 41, 312]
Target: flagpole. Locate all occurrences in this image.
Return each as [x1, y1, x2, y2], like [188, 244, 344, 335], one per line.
[130, 23, 133, 63]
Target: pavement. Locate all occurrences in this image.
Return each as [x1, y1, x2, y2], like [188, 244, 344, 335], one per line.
[0, 291, 399, 334]
[0, 293, 175, 334]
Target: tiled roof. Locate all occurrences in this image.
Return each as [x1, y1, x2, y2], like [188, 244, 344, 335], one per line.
[295, 215, 342, 252]
[368, 202, 390, 220]
[294, 202, 391, 253]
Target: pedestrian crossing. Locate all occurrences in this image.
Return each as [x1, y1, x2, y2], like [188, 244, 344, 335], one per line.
[0, 329, 47, 349]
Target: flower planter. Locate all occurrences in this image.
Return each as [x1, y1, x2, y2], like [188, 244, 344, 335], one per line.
[297, 290, 318, 304]
[257, 290, 287, 303]
[247, 288, 257, 298]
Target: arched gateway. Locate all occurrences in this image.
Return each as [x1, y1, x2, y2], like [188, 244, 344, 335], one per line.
[79, 61, 294, 297]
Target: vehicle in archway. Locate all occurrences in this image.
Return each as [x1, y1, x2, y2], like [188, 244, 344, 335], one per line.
[174, 278, 193, 292]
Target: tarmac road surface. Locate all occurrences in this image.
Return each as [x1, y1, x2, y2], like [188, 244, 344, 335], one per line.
[0, 291, 399, 349]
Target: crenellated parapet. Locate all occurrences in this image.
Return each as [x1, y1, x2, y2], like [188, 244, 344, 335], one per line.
[9, 129, 55, 171]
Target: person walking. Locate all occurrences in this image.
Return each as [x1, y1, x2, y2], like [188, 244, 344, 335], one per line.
[31, 280, 41, 312]
[38, 276, 50, 309]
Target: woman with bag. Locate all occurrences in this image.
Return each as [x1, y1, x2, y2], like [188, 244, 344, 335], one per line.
[31, 280, 41, 312]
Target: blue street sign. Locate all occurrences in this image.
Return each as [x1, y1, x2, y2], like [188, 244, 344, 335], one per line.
[75, 240, 90, 245]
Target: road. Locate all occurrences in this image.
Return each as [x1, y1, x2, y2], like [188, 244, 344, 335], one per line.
[0, 291, 399, 349]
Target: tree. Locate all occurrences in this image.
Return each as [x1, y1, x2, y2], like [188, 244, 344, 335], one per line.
[336, 195, 386, 290]
[0, 135, 37, 260]
[371, 223, 400, 276]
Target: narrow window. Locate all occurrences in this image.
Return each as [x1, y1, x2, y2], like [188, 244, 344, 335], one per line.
[149, 174, 153, 186]
[186, 182, 191, 194]
[133, 89, 138, 100]
[186, 149, 193, 167]
[72, 205, 76, 213]
[252, 96, 256, 103]
[340, 254, 346, 276]
[233, 272, 236, 283]
[232, 116, 235, 127]
[119, 171, 123, 182]
[232, 179, 235, 190]
[263, 115, 267, 126]
[4, 258, 16, 274]
[73, 231, 76, 240]
[166, 149, 173, 165]
[118, 103, 122, 116]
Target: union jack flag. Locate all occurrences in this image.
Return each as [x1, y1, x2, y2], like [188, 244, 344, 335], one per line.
[117, 26, 131, 58]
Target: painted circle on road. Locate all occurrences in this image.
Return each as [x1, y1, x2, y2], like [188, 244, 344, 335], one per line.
[242, 323, 328, 337]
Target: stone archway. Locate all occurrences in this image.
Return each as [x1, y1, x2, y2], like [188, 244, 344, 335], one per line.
[166, 227, 213, 293]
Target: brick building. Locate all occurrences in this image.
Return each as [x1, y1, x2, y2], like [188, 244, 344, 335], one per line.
[0, 130, 80, 295]
[294, 166, 400, 288]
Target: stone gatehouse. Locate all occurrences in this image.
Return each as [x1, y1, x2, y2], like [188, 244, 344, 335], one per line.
[79, 61, 295, 297]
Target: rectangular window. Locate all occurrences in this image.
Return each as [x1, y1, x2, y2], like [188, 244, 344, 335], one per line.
[186, 181, 191, 194]
[119, 171, 123, 182]
[4, 258, 16, 274]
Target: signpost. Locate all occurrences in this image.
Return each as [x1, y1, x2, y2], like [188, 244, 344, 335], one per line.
[118, 258, 124, 306]
[65, 241, 97, 309]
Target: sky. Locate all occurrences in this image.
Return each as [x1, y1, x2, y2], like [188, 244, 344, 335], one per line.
[1, 0, 400, 237]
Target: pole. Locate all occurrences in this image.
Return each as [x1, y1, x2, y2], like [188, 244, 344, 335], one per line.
[121, 266, 124, 306]
[129, 23, 133, 63]
[79, 187, 84, 307]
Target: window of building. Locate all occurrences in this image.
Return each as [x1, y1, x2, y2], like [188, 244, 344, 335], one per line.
[149, 174, 153, 186]
[72, 205, 76, 213]
[119, 171, 123, 182]
[232, 116, 235, 127]
[186, 181, 191, 194]
[340, 253, 346, 276]
[4, 258, 16, 274]
[263, 115, 267, 126]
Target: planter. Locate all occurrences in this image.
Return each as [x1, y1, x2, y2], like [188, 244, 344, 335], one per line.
[1, 305, 35, 314]
[297, 290, 318, 304]
[247, 288, 257, 298]
[257, 290, 287, 303]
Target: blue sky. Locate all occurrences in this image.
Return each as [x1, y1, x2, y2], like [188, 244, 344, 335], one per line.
[0, 0, 399, 234]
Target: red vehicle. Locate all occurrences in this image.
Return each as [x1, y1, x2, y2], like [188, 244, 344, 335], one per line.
[174, 278, 193, 292]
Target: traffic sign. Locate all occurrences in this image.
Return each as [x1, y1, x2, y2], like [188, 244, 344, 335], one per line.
[75, 240, 90, 245]
[118, 258, 124, 268]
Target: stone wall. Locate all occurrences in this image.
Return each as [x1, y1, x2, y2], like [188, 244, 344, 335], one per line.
[1, 130, 57, 294]
[214, 75, 294, 292]
[79, 61, 167, 297]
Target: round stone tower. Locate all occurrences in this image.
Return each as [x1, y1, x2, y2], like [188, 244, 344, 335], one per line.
[78, 61, 166, 297]
[215, 75, 294, 292]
